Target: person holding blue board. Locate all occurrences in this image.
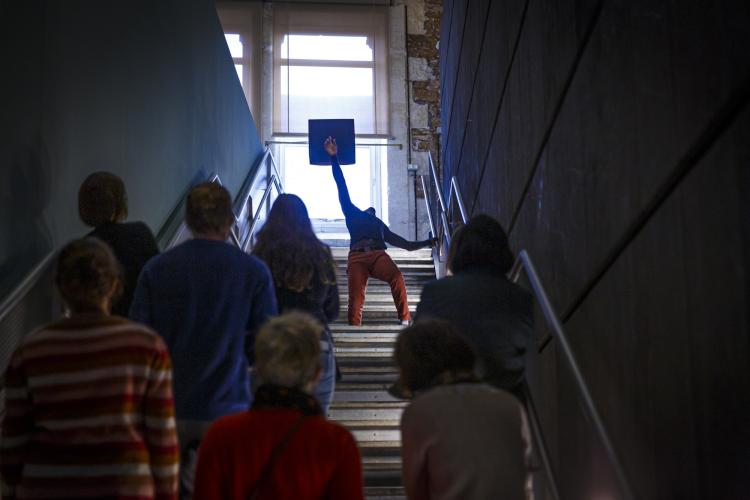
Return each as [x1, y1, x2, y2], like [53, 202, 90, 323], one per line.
[324, 136, 435, 326]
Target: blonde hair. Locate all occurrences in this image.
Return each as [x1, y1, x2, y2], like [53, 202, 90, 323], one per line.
[254, 312, 323, 388]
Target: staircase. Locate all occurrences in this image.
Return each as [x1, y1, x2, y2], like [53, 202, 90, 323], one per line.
[327, 246, 436, 500]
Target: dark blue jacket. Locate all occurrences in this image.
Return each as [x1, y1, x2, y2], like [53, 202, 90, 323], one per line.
[130, 238, 277, 421]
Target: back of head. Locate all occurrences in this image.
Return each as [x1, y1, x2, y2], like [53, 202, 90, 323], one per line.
[56, 238, 122, 313]
[260, 194, 316, 239]
[394, 319, 476, 393]
[186, 182, 234, 236]
[253, 194, 336, 292]
[254, 312, 323, 389]
[448, 214, 514, 275]
[365, 207, 376, 216]
[78, 171, 128, 227]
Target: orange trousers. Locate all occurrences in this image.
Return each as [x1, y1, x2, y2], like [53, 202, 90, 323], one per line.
[346, 250, 410, 325]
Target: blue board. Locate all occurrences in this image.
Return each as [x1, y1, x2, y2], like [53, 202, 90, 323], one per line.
[308, 119, 356, 165]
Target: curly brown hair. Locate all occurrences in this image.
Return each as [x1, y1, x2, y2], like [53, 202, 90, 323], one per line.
[253, 194, 336, 293]
[55, 238, 122, 312]
[394, 319, 476, 393]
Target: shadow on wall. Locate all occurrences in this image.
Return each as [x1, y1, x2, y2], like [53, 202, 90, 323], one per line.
[0, 139, 54, 299]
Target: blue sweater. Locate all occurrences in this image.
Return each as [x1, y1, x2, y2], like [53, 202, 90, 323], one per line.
[130, 238, 277, 421]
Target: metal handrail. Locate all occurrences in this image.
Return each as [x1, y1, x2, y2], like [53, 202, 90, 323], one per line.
[0, 251, 58, 329]
[521, 381, 561, 500]
[242, 174, 283, 252]
[0, 147, 282, 334]
[421, 152, 469, 269]
[509, 251, 635, 500]
[420, 158, 632, 499]
[237, 148, 284, 251]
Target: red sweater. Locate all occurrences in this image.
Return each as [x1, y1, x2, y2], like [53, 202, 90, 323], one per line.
[193, 408, 364, 500]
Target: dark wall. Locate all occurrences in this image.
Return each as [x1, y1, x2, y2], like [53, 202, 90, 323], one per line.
[0, 0, 262, 298]
[440, 0, 750, 498]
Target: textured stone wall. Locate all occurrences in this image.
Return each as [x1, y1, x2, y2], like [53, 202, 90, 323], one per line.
[389, 0, 442, 239]
[405, 0, 442, 172]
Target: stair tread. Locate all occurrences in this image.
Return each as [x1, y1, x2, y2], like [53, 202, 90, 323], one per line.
[327, 255, 433, 492]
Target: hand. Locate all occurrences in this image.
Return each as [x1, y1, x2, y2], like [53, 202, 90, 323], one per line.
[324, 136, 338, 156]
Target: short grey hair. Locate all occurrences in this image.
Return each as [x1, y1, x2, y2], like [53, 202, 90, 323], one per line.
[254, 312, 323, 388]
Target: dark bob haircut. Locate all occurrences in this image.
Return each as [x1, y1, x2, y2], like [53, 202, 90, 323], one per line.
[394, 319, 476, 393]
[447, 214, 514, 275]
[78, 172, 128, 227]
[55, 238, 122, 312]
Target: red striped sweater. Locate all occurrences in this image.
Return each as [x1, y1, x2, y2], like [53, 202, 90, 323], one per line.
[0, 313, 179, 500]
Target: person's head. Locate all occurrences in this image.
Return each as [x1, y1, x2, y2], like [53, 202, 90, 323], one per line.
[253, 194, 336, 292]
[78, 172, 128, 227]
[394, 319, 476, 393]
[263, 193, 316, 237]
[447, 214, 514, 275]
[365, 207, 376, 217]
[254, 312, 323, 391]
[55, 238, 122, 313]
[186, 182, 234, 239]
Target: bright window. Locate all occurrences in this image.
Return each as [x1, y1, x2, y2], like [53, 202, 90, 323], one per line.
[217, 4, 261, 126]
[278, 140, 387, 221]
[273, 4, 389, 135]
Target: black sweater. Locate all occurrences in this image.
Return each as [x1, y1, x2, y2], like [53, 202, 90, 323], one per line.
[88, 221, 159, 317]
[330, 156, 431, 251]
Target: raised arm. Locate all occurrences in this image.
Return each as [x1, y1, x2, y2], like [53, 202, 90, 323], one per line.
[383, 227, 435, 252]
[325, 137, 358, 216]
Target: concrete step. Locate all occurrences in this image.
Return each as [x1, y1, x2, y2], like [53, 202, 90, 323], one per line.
[331, 247, 433, 260]
[336, 365, 399, 383]
[340, 295, 421, 304]
[364, 486, 406, 500]
[335, 345, 395, 356]
[327, 252, 425, 493]
[332, 333, 399, 343]
[331, 324, 403, 332]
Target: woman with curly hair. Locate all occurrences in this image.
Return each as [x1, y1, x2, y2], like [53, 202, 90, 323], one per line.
[253, 193, 339, 414]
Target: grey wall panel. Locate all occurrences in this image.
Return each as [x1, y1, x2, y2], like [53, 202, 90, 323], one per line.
[509, 0, 750, 314]
[440, 0, 750, 496]
[438, 0, 455, 92]
[0, 0, 262, 298]
[442, 0, 489, 176]
[454, 0, 526, 211]
[442, 0, 488, 194]
[559, 108, 750, 498]
[478, 0, 601, 226]
[439, 0, 468, 176]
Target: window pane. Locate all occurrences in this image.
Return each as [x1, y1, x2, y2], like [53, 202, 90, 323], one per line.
[234, 64, 243, 86]
[282, 145, 372, 219]
[280, 66, 374, 133]
[281, 35, 373, 61]
[225, 33, 243, 58]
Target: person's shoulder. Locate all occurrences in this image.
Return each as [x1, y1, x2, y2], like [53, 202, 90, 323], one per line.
[120, 221, 157, 239]
[411, 383, 521, 416]
[237, 251, 273, 276]
[203, 411, 253, 444]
